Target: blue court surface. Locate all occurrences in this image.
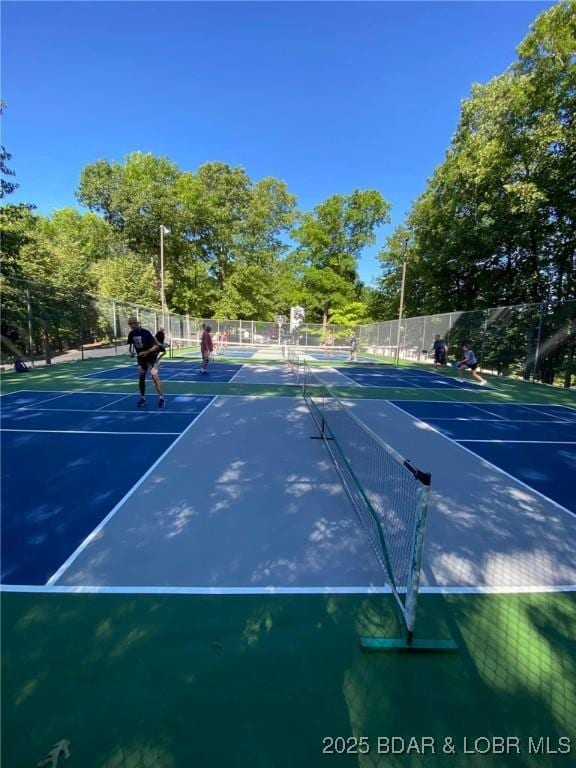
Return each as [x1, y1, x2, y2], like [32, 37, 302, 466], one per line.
[308, 351, 376, 363]
[392, 400, 576, 514]
[0, 390, 214, 585]
[82, 361, 242, 382]
[336, 365, 487, 389]
[177, 346, 258, 359]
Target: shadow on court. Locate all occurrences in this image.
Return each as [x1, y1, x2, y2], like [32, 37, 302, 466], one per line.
[2, 591, 575, 768]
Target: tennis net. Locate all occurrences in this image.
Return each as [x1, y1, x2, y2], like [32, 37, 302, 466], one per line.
[302, 362, 432, 648]
[169, 337, 381, 364]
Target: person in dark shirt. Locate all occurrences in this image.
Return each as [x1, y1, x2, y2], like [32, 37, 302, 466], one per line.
[432, 335, 448, 366]
[127, 317, 165, 407]
[155, 327, 168, 360]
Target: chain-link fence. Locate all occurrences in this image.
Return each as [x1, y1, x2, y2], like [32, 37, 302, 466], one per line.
[358, 300, 576, 387]
[0, 277, 356, 367]
[2, 276, 574, 386]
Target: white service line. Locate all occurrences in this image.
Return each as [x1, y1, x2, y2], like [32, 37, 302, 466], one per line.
[458, 439, 576, 445]
[464, 402, 509, 420]
[336, 370, 364, 387]
[0, 428, 181, 435]
[417, 418, 571, 424]
[1, 583, 574, 596]
[45, 398, 218, 586]
[96, 393, 133, 409]
[388, 400, 575, 519]
[7, 407, 199, 415]
[227, 365, 246, 383]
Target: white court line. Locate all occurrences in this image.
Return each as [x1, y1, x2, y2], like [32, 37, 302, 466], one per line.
[388, 398, 576, 409]
[458, 439, 576, 445]
[1, 584, 574, 596]
[509, 402, 576, 421]
[228, 362, 249, 383]
[10, 391, 72, 407]
[46, 398, 218, 586]
[334, 370, 364, 387]
[463, 402, 509, 420]
[388, 401, 575, 519]
[418, 418, 572, 424]
[97, 394, 133, 409]
[7, 407, 205, 415]
[1, 428, 181, 435]
[2, 389, 144, 398]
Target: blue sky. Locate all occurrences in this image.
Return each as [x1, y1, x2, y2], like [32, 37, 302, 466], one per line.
[2, 1, 555, 284]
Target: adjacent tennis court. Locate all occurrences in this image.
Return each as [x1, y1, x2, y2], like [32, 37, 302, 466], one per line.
[1, 390, 213, 585]
[2, 357, 575, 768]
[82, 361, 244, 382]
[335, 365, 491, 390]
[390, 400, 576, 514]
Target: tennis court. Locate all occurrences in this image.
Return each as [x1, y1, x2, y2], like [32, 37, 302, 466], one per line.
[390, 400, 576, 514]
[82, 361, 244, 382]
[335, 365, 491, 390]
[2, 356, 575, 767]
[1, 390, 214, 585]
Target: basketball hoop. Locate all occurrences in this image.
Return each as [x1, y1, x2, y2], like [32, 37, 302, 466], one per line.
[275, 315, 286, 326]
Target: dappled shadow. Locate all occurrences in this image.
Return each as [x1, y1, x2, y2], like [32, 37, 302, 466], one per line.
[3, 590, 574, 767]
[56, 397, 384, 588]
[342, 399, 576, 590]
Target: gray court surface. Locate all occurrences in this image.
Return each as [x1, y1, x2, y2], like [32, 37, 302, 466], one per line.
[345, 399, 576, 590]
[54, 396, 383, 588]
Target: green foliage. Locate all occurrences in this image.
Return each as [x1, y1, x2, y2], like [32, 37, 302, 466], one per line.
[0, 204, 39, 280]
[90, 254, 159, 307]
[292, 190, 390, 323]
[376, 0, 576, 320]
[0, 102, 18, 199]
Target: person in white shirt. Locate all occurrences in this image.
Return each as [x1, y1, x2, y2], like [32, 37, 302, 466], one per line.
[456, 343, 487, 385]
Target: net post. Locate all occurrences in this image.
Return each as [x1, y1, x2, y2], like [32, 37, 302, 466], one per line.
[361, 468, 457, 653]
[403, 473, 430, 643]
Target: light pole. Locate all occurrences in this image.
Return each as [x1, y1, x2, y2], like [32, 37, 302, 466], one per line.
[394, 237, 409, 367]
[159, 225, 170, 326]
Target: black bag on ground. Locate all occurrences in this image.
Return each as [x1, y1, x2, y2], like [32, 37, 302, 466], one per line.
[14, 359, 29, 373]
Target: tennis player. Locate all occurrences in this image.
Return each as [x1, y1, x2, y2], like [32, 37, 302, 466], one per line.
[200, 324, 214, 374]
[349, 334, 358, 362]
[127, 317, 165, 407]
[325, 333, 334, 359]
[432, 335, 448, 366]
[155, 327, 169, 359]
[456, 343, 486, 385]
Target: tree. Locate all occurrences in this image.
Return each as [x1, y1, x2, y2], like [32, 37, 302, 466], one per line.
[376, 0, 576, 323]
[77, 152, 187, 309]
[77, 155, 298, 317]
[0, 102, 18, 199]
[291, 190, 390, 325]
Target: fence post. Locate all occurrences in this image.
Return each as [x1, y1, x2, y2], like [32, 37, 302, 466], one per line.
[479, 309, 489, 368]
[80, 292, 85, 362]
[112, 299, 118, 354]
[534, 303, 544, 381]
[26, 286, 34, 368]
[421, 316, 427, 361]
